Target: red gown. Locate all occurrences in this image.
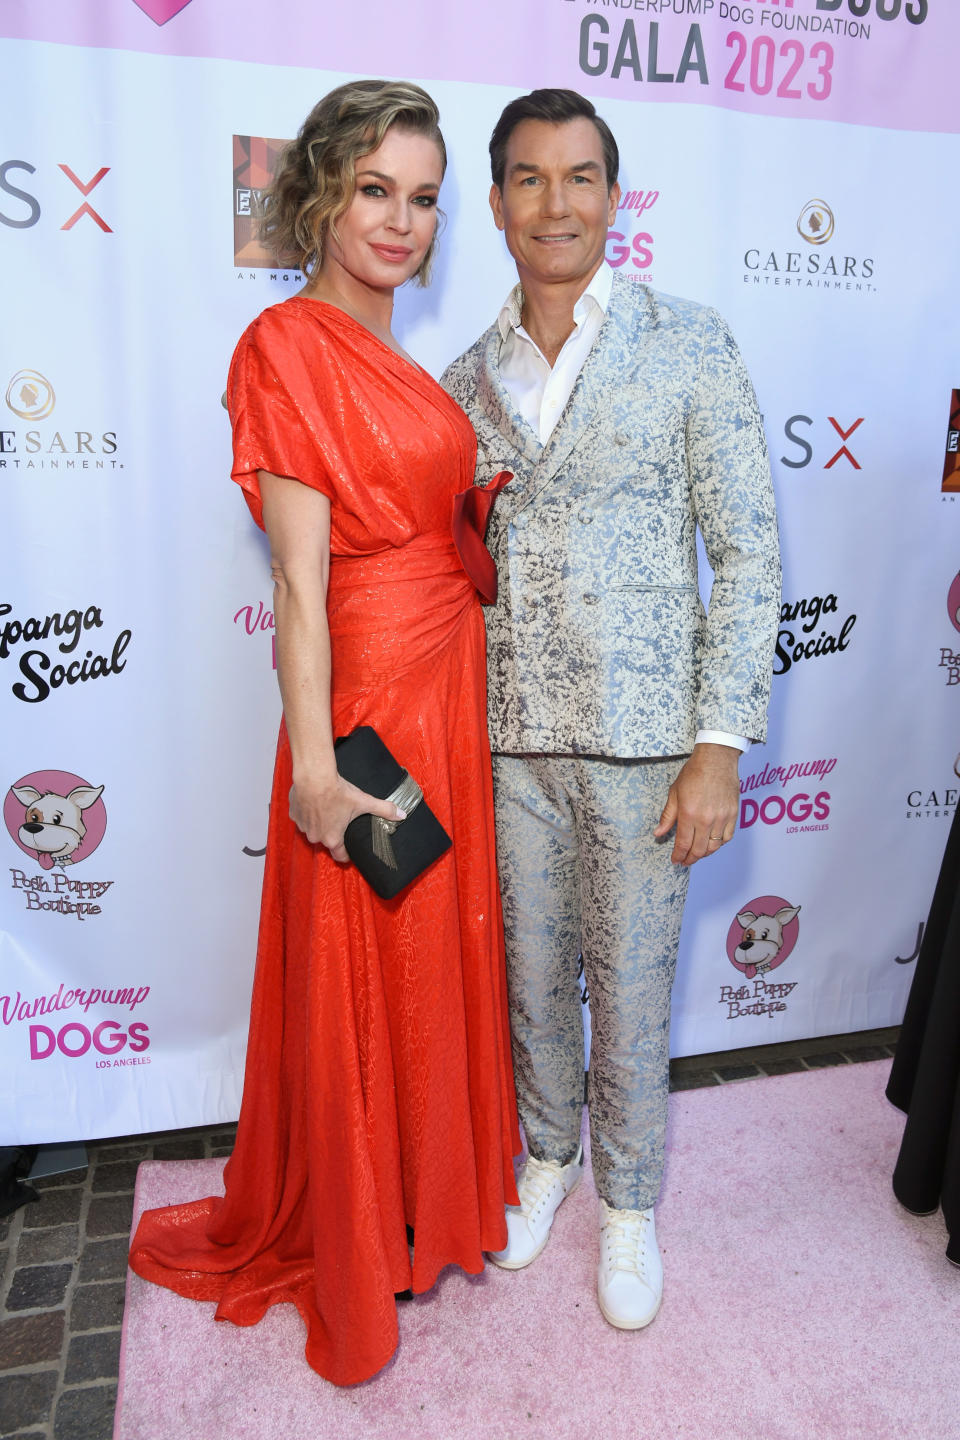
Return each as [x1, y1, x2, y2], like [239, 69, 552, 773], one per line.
[128, 298, 520, 1386]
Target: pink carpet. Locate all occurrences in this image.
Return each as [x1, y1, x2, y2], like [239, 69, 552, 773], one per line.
[113, 1060, 959, 1440]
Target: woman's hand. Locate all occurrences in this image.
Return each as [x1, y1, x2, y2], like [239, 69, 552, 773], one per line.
[289, 774, 406, 864]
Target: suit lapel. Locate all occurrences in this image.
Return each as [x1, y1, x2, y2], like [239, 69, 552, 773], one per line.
[476, 326, 542, 469]
[512, 277, 650, 510]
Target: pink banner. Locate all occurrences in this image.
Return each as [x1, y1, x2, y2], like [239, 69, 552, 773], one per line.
[2, 0, 956, 135]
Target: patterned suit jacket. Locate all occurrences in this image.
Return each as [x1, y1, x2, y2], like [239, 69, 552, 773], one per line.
[441, 274, 781, 758]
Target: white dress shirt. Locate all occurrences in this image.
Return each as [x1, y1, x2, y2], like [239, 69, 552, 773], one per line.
[496, 263, 748, 755]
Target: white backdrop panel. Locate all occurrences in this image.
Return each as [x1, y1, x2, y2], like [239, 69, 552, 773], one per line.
[1, 3, 958, 1140]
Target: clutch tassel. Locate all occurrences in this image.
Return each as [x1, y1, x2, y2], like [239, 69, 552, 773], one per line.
[370, 771, 424, 870]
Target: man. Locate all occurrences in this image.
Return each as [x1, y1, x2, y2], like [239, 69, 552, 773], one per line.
[442, 89, 780, 1329]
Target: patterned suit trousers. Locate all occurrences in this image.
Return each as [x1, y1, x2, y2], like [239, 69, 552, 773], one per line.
[492, 754, 690, 1211]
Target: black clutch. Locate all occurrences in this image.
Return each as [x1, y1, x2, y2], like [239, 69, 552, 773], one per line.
[334, 726, 452, 899]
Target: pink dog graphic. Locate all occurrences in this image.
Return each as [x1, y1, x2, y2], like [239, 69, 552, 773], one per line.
[734, 904, 801, 979]
[11, 782, 104, 868]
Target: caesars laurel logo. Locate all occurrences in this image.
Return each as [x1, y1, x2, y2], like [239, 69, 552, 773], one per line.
[744, 196, 875, 294]
[0, 368, 121, 473]
[796, 199, 835, 246]
[5, 369, 55, 421]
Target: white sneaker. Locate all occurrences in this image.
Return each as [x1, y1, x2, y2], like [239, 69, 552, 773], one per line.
[596, 1199, 663, 1329]
[488, 1145, 583, 1270]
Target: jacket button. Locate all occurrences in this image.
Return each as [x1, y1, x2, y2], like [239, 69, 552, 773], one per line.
[613, 432, 630, 446]
[578, 512, 593, 524]
[582, 593, 599, 605]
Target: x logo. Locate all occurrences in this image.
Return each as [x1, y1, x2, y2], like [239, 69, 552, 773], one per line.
[59, 166, 112, 232]
[824, 416, 863, 470]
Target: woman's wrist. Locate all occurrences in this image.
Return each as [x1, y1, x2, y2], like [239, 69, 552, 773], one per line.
[291, 756, 339, 792]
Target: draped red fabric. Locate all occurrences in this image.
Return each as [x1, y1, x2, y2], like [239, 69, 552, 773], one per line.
[128, 299, 520, 1386]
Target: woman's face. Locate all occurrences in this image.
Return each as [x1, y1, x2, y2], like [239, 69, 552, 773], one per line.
[324, 127, 443, 291]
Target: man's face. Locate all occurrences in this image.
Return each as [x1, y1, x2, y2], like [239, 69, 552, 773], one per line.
[490, 117, 620, 291]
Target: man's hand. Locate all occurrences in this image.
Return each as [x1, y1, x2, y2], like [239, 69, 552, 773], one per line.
[653, 743, 740, 866]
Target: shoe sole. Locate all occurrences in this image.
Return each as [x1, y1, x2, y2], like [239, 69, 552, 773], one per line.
[597, 1286, 662, 1331]
[487, 1166, 583, 1271]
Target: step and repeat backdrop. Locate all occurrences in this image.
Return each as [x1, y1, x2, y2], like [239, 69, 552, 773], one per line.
[1, 0, 958, 1142]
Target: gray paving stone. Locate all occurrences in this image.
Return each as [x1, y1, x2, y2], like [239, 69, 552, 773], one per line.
[78, 1237, 129, 1283]
[92, 1143, 148, 1163]
[70, 1280, 126, 1333]
[715, 1064, 762, 1082]
[91, 1160, 140, 1193]
[668, 1070, 720, 1091]
[151, 1138, 205, 1161]
[210, 1146, 234, 1157]
[0, 1309, 65, 1369]
[759, 1058, 805, 1076]
[208, 1129, 237, 1146]
[0, 1369, 58, 1433]
[7, 1262, 73, 1311]
[22, 1185, 83, 1231]
[31, 1165, 87, 1189]
[64, 1328, 122, 1384]
[803, 1051, 849, 1069]
[85, 1194, 134, 1239]
[843, 1044, 892, 1063]
[17, 1223, 80, 1265]
[54, 1382, 118, 1440]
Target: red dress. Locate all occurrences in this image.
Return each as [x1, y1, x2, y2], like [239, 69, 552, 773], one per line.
[128, 298, 520, 1386]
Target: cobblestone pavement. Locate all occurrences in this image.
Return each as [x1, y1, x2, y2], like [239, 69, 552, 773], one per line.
[0, 1029, 898, 1439]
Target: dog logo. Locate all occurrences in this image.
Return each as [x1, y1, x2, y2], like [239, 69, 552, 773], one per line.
[4, 369, 55, 421]
[726, 895, 801, 979]
[948, 572, 960, 635]
[4, 770, 106, 869]
[796, 200, 834, 246]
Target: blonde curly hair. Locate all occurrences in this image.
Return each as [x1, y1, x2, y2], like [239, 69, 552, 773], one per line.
[258, 79, 446, 285]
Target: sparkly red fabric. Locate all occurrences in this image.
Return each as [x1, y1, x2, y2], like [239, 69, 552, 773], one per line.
[128, 298, 520, 1386]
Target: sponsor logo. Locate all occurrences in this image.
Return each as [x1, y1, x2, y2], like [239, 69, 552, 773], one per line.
[944, 389, 960, 497]
[0, 161, 111, 233]
[1, 369, 122, 472]
[905, 787, 957, 820]
[720, 895, 801, 1021]
[743, 197, 876, 295]
[5, 370, 55, 421]
[905, 756, 959, 819]
[0, 604, 132, 704]
[234, 599, 276, 668]
[894, 921, 924, 966]
[1, 981, 151, 1064]
[774, 592, 856, 675]
[939, 574, 960, 686]
[797, 198, 834, 246]
[740, 755, 835, 834]
[605, 187, 658, 282]
[233, 135, 303, 287]
[5, 769, 114, 921]
[778, 413, 864, 471]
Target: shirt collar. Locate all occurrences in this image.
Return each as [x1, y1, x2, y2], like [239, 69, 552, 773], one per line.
[496, 262, 613, 341]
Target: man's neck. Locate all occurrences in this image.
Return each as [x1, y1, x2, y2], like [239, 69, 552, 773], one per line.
[518, 261, 604, 367]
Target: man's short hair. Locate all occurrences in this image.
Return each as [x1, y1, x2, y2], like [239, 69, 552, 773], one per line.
[489, 88, 619, 192]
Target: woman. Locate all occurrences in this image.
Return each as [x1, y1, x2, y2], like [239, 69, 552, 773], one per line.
[129, 80, 520, 1386]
